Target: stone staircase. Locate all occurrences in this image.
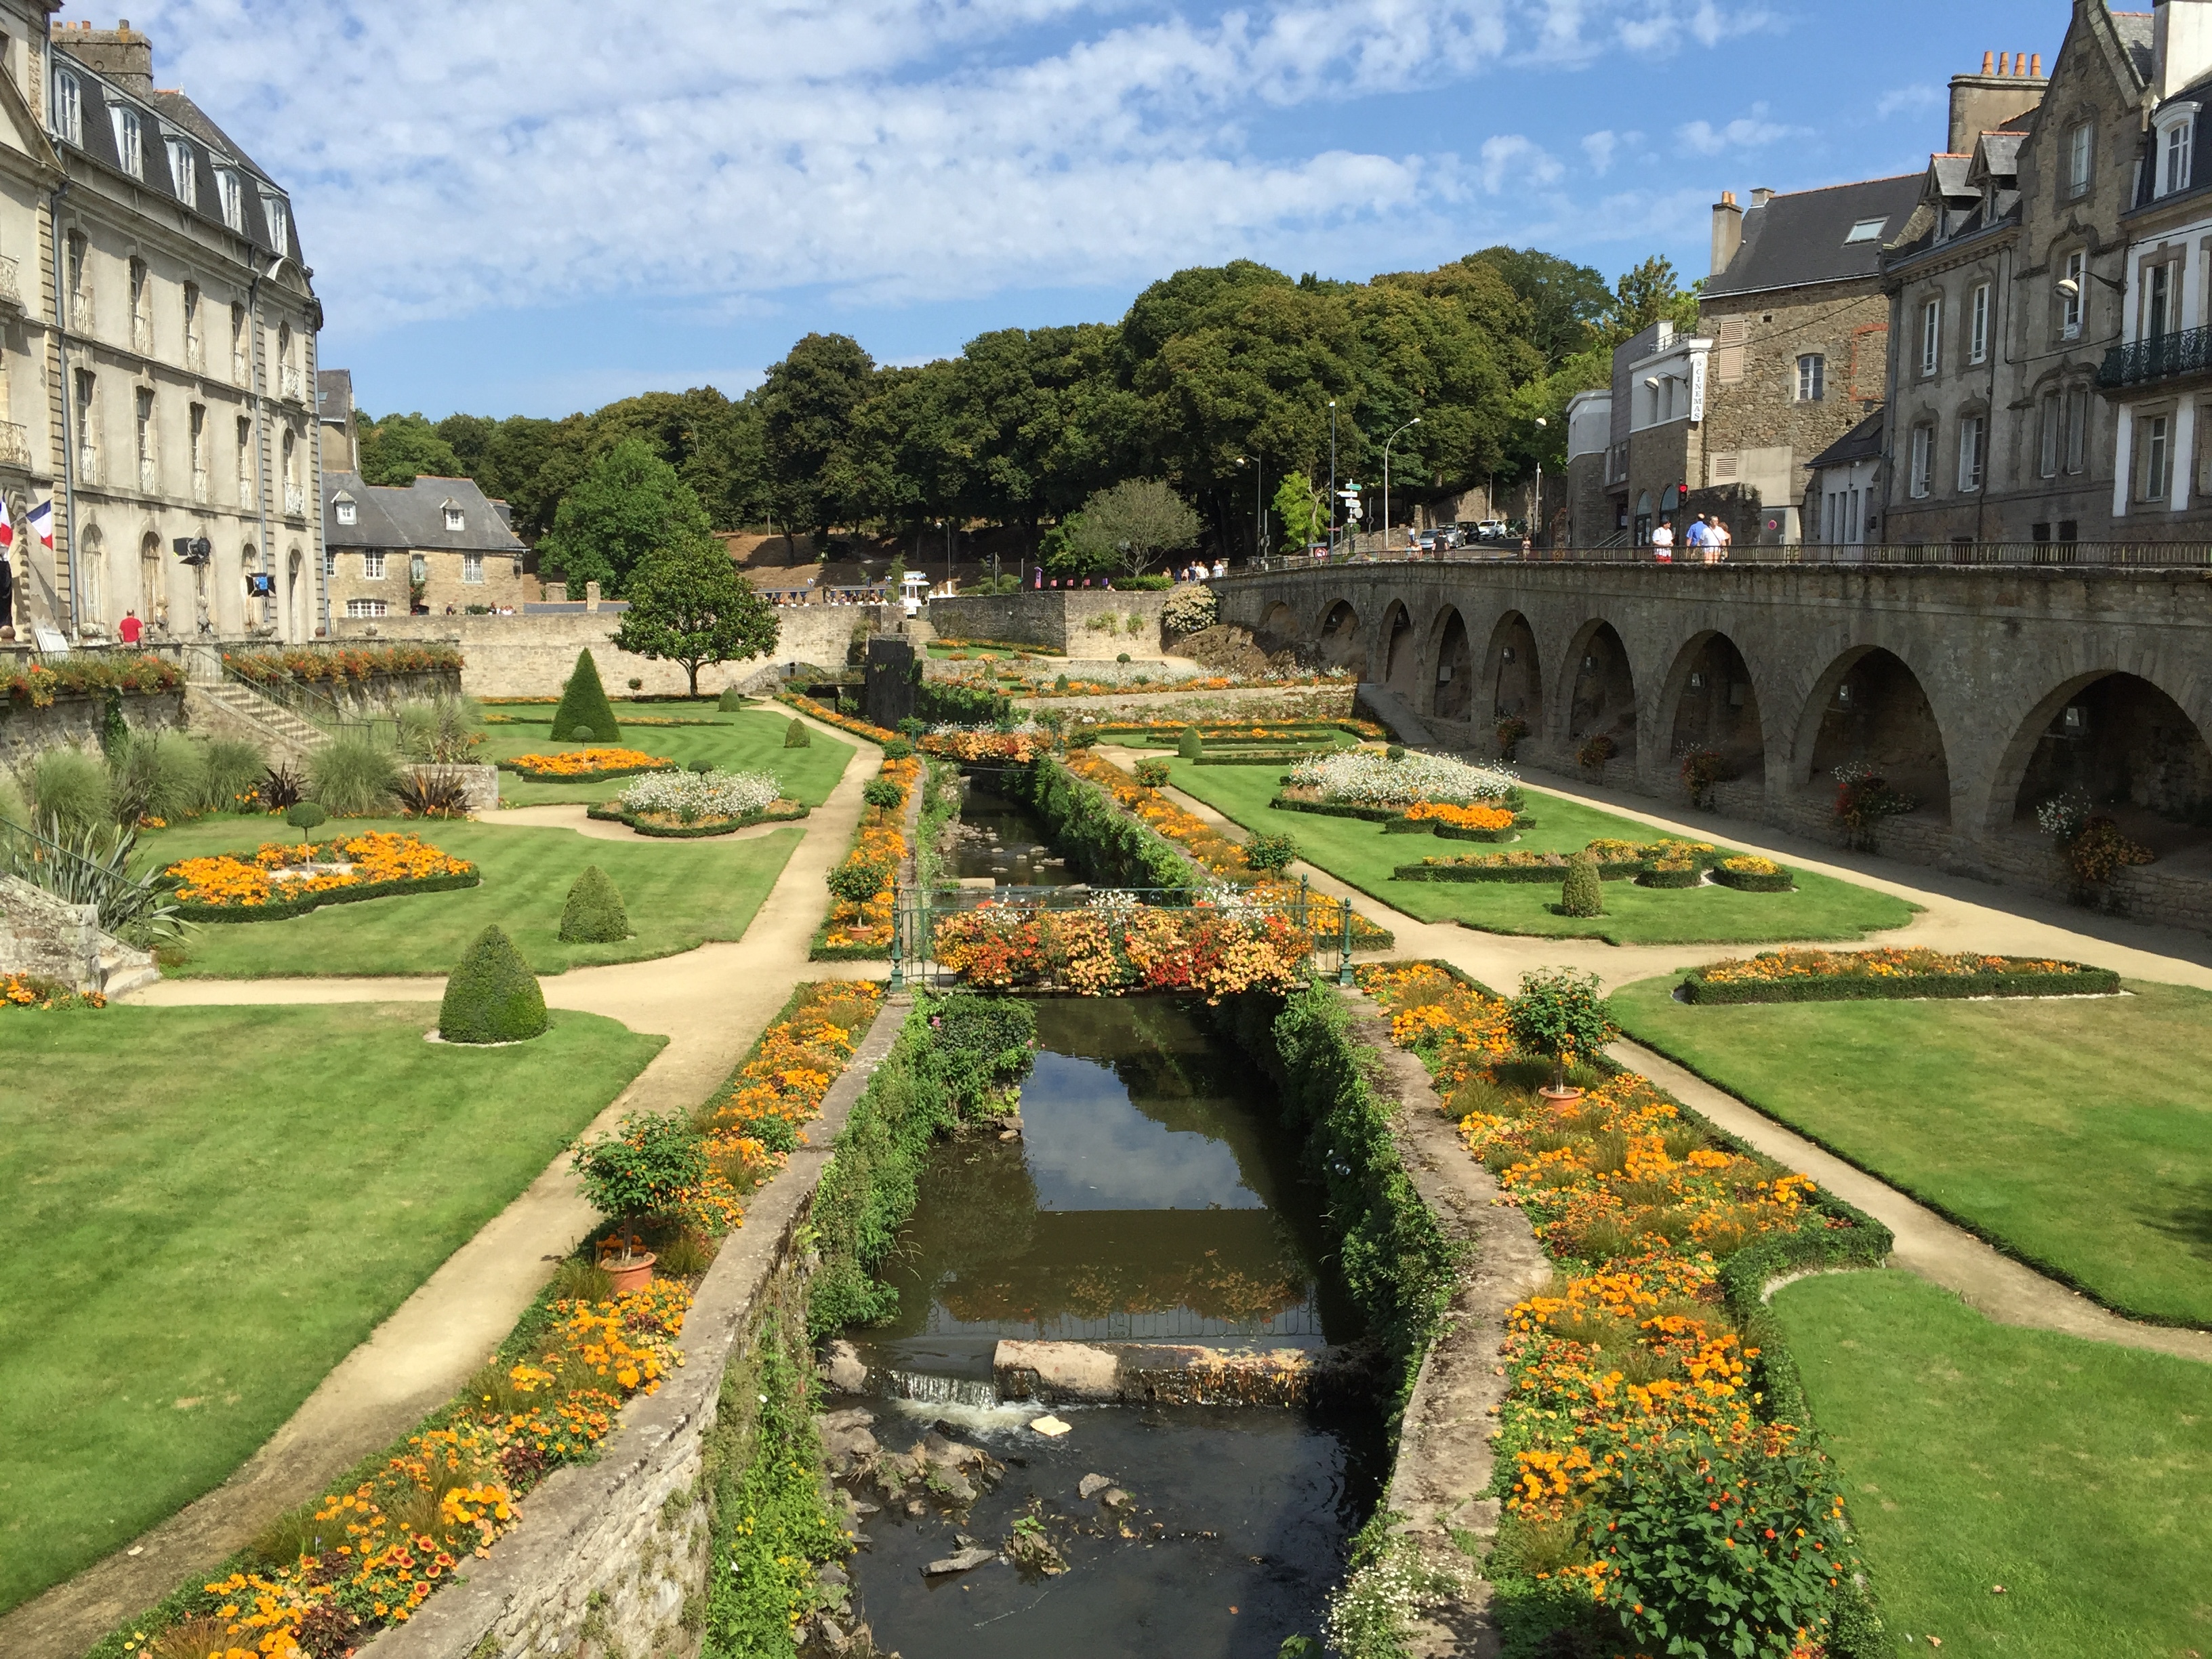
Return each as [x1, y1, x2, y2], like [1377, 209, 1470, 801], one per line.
[184, 679, 328, 766]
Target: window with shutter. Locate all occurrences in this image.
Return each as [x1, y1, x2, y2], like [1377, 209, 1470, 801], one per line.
[1714, 317, 1746, 384]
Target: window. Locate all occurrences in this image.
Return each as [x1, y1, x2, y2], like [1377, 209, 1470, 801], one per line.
[216, 169, 243, 233]
[1920, 296, 1942, 375]
[463, 553, 485, 583]
[2065, 387, 2089, 473]
[236, 415, 253, 501]
[1843, 218, 1887, 245]
[73, 367, 94, 477]
[230, 302, 247, 381]
[409, 553, 428, 585]
[2068, 122, 2093, 197]
[443, 504, 465, 532]
[53, 69, 80, 144]
[1958, 415, 1986, 491]
[363, 551, 386, 579]
[263, 195, 289, 257]
[128, 257, 149, 350]
[1969, 283, 1990, 365]
[1796, 354, 1826, 402]
[110, 105, 142, 176]
[344, 598, 388, 618]
[2143, 414, 2171, 499]
[2061, 250, 2085, 339]
[65, 230, 88, 329]
[167, 137, 197, 207]
[182, 281, 201, 367]
[323, 548, 335, 578]
[2163, 117, 2194, 197]
[2039, 392, 2062, 478]
[1909, 424, 1934, 497]
[2148, 260, 2176, 340]
[135, 386, 154, 487]
[334, 497, 357, 526]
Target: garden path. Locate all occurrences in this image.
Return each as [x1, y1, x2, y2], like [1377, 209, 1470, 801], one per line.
[1153, 769, 2212, 1365]
[4, 708, 882, 1659]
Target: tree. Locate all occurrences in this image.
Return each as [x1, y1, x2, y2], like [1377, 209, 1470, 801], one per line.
[1272, 471, 1327, 550]
[357, 412, 462, 485]
[1505, 966, 1615, 1092]
[1605, 256, 1702, 347]
[552, 649, 622, 743]
[536, 438, 714, 596]
[1462, 247, 1611, 371]
[757, 332, 877, 541]
[613, 539, 779, 697]
[1068, 478, 1200, 577]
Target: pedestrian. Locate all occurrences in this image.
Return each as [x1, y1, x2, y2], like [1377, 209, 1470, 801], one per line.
[1685, 514, 1712, 558]
[1212, 558, 1226, 579]
[1651, 520, 1675, 562]
[1712, 518, 1733, 560]
[119, 608, 143, 645]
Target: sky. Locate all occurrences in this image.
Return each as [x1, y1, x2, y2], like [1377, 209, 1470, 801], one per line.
[57, 1, 2059, 419]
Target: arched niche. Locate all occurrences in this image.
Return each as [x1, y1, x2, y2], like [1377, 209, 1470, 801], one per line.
[1380, 600, 1418, 700]
[1481, 611, 1543, 757]
[1566, 620, 1639, 759]
[1429, 607, 1474, 720]
[1317, 599, 1364, 675]
[1258, 601, 1297, 645]
[1662, 632, 1765, 781]
[1802, 647, 1952, 823]
[2001, 671, 2212, 859]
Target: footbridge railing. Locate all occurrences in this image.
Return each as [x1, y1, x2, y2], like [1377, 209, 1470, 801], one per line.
[1244, 540, 2212, 571]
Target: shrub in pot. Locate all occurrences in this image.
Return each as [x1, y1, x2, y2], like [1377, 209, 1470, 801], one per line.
[1506, 967, 1615, 1103]
[570, 1110, 708, 1288]
[559, 865, 630, 943]
[438, 924, 549, 1043]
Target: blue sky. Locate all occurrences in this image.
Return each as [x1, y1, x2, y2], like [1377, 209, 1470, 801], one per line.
[69, 1, 2058, 419]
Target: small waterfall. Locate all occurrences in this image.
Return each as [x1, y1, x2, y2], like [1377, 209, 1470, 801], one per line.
[876, 1368, 1003, 1410]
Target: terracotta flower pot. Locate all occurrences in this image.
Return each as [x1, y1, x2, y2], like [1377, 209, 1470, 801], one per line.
[604, 1252, 657, 1295]
[1538, 1085, 1584, 1111]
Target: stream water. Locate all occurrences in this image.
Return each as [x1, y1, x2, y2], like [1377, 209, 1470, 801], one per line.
[832, 999, 1385, 1658]
[943, 768, 1082, 888]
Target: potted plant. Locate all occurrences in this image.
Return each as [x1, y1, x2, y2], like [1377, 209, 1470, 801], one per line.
[1506, 968, 1616, 1109]
[569, 1110, 708, 1292]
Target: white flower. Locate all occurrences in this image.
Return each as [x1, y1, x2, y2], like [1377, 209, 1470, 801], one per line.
[1288, 749, 1517, 807]
[617, 769, 782, 821]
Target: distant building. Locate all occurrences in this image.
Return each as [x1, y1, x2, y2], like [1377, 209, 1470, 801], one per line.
[1805, 409, 1885, 551]
[322, 470, 528, 620]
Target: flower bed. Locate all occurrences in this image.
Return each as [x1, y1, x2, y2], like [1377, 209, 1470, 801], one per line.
[584, 768, 804, 837]
[1285, 748, 1520, 810]
[918, 729, 1042, 763]
[1395, 838, 1715, 884]
[500, 746, 674, 782]
[1, 971, 105, 1010]
[933, 636, 1064, 657]
[812, 754, 920, 959]
[223, 643, 464, 687]
[776, 691, 897, 746]
[1711, 855, 1795, 893]
[1355, 962, 1889, 1655]
[697, 981, 884, 1191]
[1380, 800, 1526, 842]
[1102, 718, 1386, 745]
[3, 653, 182, 708]
[933, 895, 1310, 1002]
[1681, 947, 2121, 1004]
[164, 834, 479, 922]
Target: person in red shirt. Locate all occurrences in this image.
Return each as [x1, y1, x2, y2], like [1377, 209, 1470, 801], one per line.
[119, 609, 143, 645]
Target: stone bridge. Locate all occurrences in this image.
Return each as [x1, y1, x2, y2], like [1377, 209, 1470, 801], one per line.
[1216, 561, 2212, 918]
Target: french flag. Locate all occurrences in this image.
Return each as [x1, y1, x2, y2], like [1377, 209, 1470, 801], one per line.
[0, 495, 12, 550]
[26, 498, 52, 550]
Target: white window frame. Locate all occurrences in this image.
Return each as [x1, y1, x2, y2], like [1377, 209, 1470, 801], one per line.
[1957, 415, 1986, 492]
[335, 499, 357, 526]
[2142, 413, 2172, 499]
[1968, 283, 1990, 365]
[1909, 424, 1934, 497]
[2039, 391, 2062, 479]
[2164, 115, 2196, 198]
[362, 550, 386, 580]
[2146, 260, 2177, 342]
[167, 137, 197, 207]
[1843, 218, 1885, 245]
[216, 169, 243, 233]
[462, 553, 485, 584]
[2069, 122, 2093, 197]
[344, 598, 388, 619]
[1796, 353, 1825, 402]
[322, 548, 335, 578]
[443, 506, 465, 531]
[111, 106, 142, 177]
[1920, 296, 1942, 376]
[262, 194, 289, 256]
[53, 69, 80, 145]
[2062, 250, 2085, 340]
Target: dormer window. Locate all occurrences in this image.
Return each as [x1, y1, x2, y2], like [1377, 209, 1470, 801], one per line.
[262, 194, 289, 256]
[53, 70, 80, 144]
[217, 169, 243, 233]
[443, 502, 465, 532]
[334, 493, 357, 527]
[2158, 105, 2198, 197]
[110, 105, 142, 176]
[1843, 218, 1886, 245]
[167, 137, 197, 207]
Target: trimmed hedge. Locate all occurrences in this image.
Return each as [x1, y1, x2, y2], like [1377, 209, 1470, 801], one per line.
[1269, 794, 1405, 824]
[172, 869, 481, 924]
[1394, 857, 1649, 884]
[1380, 815, 1532, 844]
[438, 924, 549, 1043]
[584, 800, 807, 838]
[1193, 750, 1332, 766]
[551, 649, 622, 744]
[1681, 964, 2121, 1004]
[1014, 756, 1193, 890]
[1637, 863, 1702, 889]
[1713, 865, 1795, 893]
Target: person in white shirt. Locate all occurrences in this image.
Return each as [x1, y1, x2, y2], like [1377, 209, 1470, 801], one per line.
[1651, 521, 1675, 562]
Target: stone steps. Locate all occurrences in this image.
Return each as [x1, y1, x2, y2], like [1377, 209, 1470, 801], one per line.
[184, 680, 328, 765]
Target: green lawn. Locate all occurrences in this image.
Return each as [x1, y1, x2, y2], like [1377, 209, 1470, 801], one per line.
[148, 815, 802, 978]
[1611, 977, 2212, 1326]
[1164, 760, 1918, 945]
[0, 1003, 664, 1612]
[478, 701, 854, 807]
[1773, 1271, 2212, 1656]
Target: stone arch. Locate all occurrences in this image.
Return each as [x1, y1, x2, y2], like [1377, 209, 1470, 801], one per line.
[1797, 646, 1952, 823]
[1481, 610, 1543, 746]
[1379, 600, 1418, 700]
[1259, 600, 1297, 644]
[1317, 598, 1364, 675]
[1564, 619, 1639, 760]
[1658, 630, 1766, 783]
[1991, 670, 2212, 858]
[1428, 605, 1475, 720]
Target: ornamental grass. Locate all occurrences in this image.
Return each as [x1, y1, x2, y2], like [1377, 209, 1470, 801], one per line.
[1356, 962, 1870, 1654]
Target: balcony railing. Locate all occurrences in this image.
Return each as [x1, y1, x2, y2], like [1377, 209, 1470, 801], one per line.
[70, 292, 93, 332]
[284, 482, 306, 516]
[184, 333, 203, 372]
[131, 314, 152, 356]
[280, 363, 304, 401]
[77, 443, 100, 485]
[192, 467, 209, 504]
[2099, 325, 2212, 390]
[0, 422, 28, 467]
[139, 455, 157, 493]
[232, 348, 247, 384]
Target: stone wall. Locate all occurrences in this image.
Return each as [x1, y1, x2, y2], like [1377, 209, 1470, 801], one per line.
[0, 689, 184, 771]
[0, 874, 155, 995]
[926, 590, 1170, 654]
[329, 607, 896, 699]
[363, 998, 909, 1659]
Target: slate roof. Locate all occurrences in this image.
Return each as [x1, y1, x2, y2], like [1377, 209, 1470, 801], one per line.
[1805, 409, 1885, 473]
[1704, 174, 1924, 299]
[321, 472, 527, 554]
[2112, 10, 2156, 85]
[49, 41, 298, 263]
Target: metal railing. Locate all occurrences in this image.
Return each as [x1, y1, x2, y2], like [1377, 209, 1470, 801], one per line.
[138, 455, 157, 493]
[283, 482, 306, 516]
[1240, 538, 2212, 571]
[280, 363, 304, 401]
[2099, 325, 2212, 390]
[192, 468, 209, 504]
[223, 657, 400, 749]
[70, 291, 93, 332]
[77, 443, 100, 486]
[131, 314, 152, 356]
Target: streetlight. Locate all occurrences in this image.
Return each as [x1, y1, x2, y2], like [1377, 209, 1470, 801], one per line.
[1383, 417, 1420, 558]
[1327, 400, 1337, 557]
[1237, 454, 1265, 565]
[1531, 417, 1549, 552]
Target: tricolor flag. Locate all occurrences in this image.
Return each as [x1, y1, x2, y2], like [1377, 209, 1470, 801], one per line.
[26, 498, 52, 550]
[0, 495, 12, 550]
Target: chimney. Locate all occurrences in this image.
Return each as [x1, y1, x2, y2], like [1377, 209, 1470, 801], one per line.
[2155, 1, 2212, 101]
[1949, 46, 2049, 152]
[1711, 190, 1744, 276]
[58, 19, 154, 94]
[1750, 186, 1776, 209]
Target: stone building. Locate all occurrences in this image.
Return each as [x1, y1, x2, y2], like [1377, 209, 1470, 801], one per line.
[1878, 12, 2159, 546]
[321, 470, 529, 621]
[1561, 387, 1618, 547]
[0, 12, 323, 642]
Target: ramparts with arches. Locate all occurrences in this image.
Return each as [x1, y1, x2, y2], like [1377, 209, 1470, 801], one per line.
[1223, 562, 2212, 922]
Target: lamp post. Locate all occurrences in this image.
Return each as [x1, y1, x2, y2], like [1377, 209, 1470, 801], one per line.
[1327, 400, 1337, 557]
[1532, 417, 1549, 551]
[1238, 453, 1265, 564]
[1383, 417, 1420, 558]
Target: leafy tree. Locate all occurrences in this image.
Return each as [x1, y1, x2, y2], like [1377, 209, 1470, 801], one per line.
[1605, 255, 1702, 346]
[537, 438, 714, 596]
[1065, 478, 1201, 577]
[758, 332, 876, 541]
[357, 412, 462, 485]
[613, 538, 779, 697]
[1506, 966, 1614, 1090]
[1462, 247, 1611, 370]
[1272, 471, 1328, 550]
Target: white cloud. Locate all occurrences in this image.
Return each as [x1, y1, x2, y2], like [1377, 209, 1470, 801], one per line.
[81, 0, 1764, 337]
[1675, 102, 1809, 157]
[1875, 83, 1942, 121]
[1583, 129, 1620, 175]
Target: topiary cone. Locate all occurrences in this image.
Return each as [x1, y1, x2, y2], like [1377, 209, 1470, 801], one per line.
[439, 924, 550, 1043]
[1559, 851, 1605, 918]
[784, 717, 811, 748]
[1178, 724, 1204, 760]
[552, 649, 622, 745]
[559, 864, 630, 943]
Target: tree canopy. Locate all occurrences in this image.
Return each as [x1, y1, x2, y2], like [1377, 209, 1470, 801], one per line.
[613, 538, 780, 696]
[536, 438, 716, 596]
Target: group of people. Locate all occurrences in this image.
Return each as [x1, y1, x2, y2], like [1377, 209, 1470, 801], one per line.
[1649, 513, 1733, 563]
